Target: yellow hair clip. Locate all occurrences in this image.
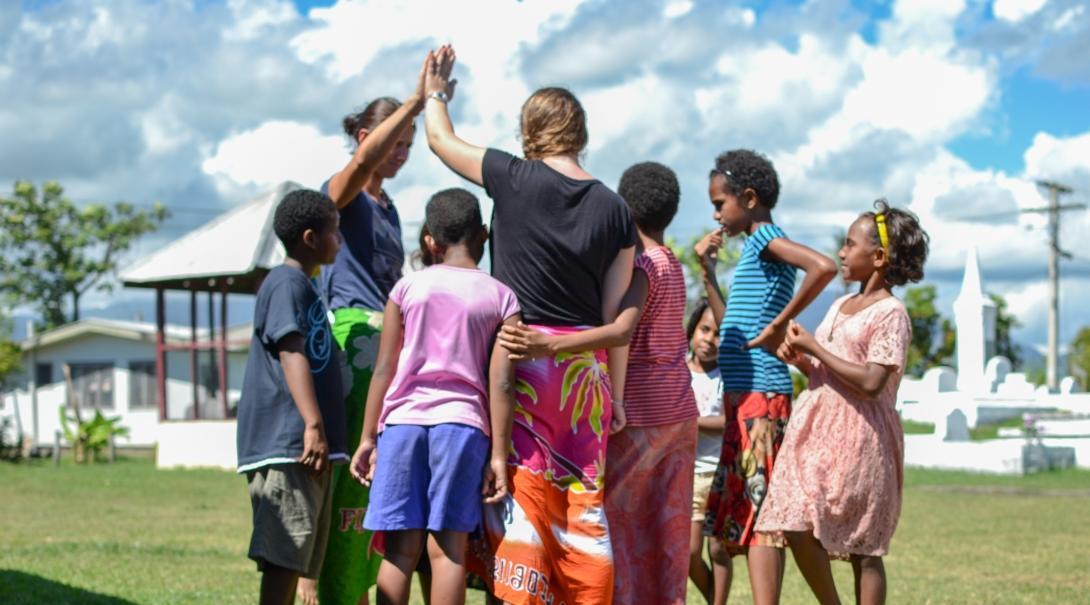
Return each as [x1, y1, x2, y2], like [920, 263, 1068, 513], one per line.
[875, 213, 890, 251]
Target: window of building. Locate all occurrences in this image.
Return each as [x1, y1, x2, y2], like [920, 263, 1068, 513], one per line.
[35, 362, 54, 387]
[68, 363, 115, 410]
[128, 361, 156, 409]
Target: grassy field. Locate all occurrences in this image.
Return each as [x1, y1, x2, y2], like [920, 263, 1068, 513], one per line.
[2, 455, 1089, 604]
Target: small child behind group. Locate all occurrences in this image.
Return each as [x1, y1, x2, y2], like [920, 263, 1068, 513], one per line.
[235, 189, 346, 605]
[685, 298, 730, 605]
[349, 188, 520, 605]
[757, 200, 929, 605]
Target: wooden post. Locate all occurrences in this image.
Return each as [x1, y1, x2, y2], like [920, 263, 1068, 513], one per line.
[207, 285, 216, 417]
[219, 287, 229, 418]
[53, 430, 60, 468]
[190, 288, 199, 419]
[156, 288, 167, 422]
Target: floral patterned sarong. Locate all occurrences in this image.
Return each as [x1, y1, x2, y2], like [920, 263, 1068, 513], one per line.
[318, 307, 384, 605]
[703, 391, 791, 553]
[480, 326, 614, 605]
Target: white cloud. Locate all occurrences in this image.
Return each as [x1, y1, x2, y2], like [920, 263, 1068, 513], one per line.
[1024, 130, 1090, 183]
[993, 0, 1048, 23]
[1, 0, 1087, 351]
[1052, 5, 1084, 30]
[662, 0, 693, 19]
[201, 120, 347, 191]
[224, 0, 297, 41]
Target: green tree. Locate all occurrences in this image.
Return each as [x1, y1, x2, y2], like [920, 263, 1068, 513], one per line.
[0, 181, 168, 329]
[667, 233, 740, 306]
[0, 312, 21, 390]
[989, 293, 1021, 368]
[1069, 326, 1090, 392]
[903, 284, 955, 376]
[829, 227, 850, 296]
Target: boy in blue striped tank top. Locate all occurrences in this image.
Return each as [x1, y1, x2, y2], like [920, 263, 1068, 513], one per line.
[695, 149, 836, 605]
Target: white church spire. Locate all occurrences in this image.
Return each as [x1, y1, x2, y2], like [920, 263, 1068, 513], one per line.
[953, 246, 997, 393]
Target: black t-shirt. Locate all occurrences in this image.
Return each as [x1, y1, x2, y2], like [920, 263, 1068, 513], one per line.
[483, 148, 637, 326]
[236, 265, 347, 471]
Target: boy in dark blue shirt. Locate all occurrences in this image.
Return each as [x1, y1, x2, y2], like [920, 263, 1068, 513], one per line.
[237, 188, 346, 605]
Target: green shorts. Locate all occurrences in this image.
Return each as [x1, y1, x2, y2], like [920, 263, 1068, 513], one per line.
[247, 463, 333, 579]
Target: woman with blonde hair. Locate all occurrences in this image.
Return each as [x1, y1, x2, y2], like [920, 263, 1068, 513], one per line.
[422, 45, 635, 604]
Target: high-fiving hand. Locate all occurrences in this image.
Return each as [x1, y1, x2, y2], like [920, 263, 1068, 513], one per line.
[424, 44, 458, 101]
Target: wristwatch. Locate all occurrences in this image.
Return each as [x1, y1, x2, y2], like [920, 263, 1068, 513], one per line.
[428, 91, 449, 104]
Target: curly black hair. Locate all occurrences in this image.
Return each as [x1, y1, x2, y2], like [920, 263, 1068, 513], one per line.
[618, 161, 680, 233]
[273, 189, 337, 250]
[686, 297, 712, 343]
[425, 188, 482, 247]
[709, 149, 780, 209]
[410, 224, 435, 269]
[861, 199, 929, 287]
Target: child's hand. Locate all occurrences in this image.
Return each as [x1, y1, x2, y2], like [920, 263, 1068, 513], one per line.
[498, 322, 555, 360]
[776, 341, 805, 366]
[784, 320, 816, 354]
[349, 439, 377, 486]
[694, 229, 724, 274]
[746, 321, 787, 353]
[482, 457, 509, 504]
[609, 399, 627, 434]
[300, 424, 329, 474]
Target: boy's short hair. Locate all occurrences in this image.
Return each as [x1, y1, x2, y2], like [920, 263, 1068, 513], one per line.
[425, 188, 482, 247]
[618, 161, 680, 233]
[710, 149, 781, 209]
[273, 189, 337, 250]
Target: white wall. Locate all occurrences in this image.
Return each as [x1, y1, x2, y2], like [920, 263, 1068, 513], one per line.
[0, 332, 247, 448]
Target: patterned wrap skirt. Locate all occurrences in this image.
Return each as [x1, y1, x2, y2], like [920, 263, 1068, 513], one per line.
[318, 308, 384, 605]
[606, 418, 698, 605]
[703, 391, 791, 553]
[475, 326, 615, 605]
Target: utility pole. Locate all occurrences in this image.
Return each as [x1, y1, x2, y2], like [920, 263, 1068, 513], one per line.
[1024, 180, 1083, 390]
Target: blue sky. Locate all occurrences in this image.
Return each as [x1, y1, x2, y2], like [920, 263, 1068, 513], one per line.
[3, 0, 1090, 363]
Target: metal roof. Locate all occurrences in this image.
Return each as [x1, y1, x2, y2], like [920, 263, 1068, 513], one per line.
[21, 317, 252, 352]
[120, 181, 302, 293]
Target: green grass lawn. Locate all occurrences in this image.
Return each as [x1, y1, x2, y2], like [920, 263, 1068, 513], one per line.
[2, 455, 1089, 604]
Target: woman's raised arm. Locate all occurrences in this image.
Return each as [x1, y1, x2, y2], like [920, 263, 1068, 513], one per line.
[327, 55, 428, 208]
[423, 45, 486, 186]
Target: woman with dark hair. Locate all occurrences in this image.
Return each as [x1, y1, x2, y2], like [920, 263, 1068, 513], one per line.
[306, 60, 428, 605]
[422, 45, 635, 604]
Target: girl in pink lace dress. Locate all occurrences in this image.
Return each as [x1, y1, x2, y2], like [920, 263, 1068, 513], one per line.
[756, 200, 929, 605]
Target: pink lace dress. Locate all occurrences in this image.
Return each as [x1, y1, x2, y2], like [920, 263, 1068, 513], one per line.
[756, 295, 910, 557]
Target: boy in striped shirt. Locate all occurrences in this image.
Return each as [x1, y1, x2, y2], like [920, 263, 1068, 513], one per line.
[697, 149, 836, 604]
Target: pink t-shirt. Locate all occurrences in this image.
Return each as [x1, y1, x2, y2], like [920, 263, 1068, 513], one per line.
[380, 265, 520, 435]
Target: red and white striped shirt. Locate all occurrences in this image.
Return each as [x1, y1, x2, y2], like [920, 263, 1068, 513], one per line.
[624, 246, 698, 427]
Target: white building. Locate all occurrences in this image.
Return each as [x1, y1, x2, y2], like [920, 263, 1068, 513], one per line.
[0, 318, 249, 449]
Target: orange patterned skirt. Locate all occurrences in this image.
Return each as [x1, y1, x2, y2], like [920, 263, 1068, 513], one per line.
[474, 327, 615, 605]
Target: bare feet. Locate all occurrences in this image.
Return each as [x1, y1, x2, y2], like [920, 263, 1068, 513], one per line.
[296, 577, 318, 605]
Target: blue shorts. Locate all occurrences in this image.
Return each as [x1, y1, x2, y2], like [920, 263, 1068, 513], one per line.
[363, 423, 490, 533]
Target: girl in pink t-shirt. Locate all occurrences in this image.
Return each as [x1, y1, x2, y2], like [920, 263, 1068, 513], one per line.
[757, 200, 929, 605]
[349, 188, 521, 605]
